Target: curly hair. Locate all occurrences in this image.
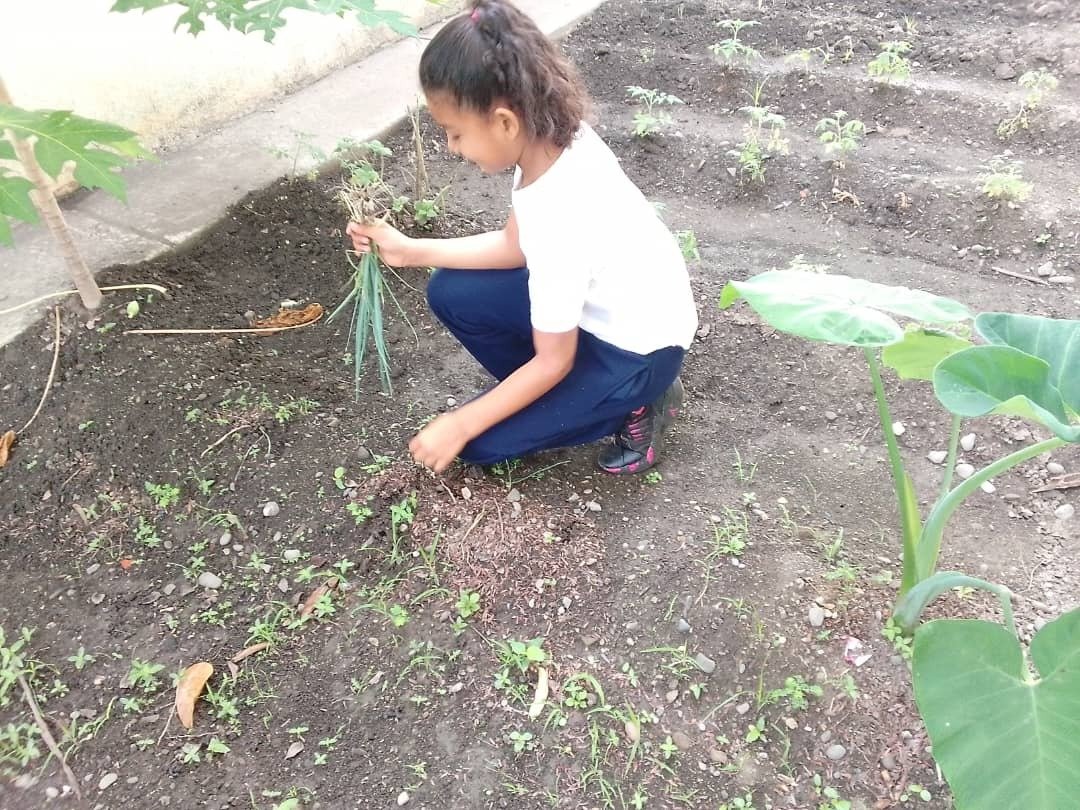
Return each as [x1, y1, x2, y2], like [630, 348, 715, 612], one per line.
[419, 0, 589, 149]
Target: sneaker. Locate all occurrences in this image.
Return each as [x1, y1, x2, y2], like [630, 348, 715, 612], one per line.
[597, 377, 685, 475]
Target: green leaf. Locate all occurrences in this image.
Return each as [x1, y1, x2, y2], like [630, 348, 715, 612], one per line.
[719, 270, 971, 347]
[897, 472, 922, 593]
[913, 608, 1080, 809]
[882, 327, 972, 381]
[934, 346, 1080, 442]
[0, 173, 39, 246]
[0, 105, 149, 202]
[975, 312, 1080, 412]
[893, 571, 1011, 632]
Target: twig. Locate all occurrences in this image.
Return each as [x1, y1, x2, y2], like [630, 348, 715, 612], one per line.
[157, 710, 173, 745]
[200, 423, 254, 458]
[989, 266, 1048, 286]
[125, 314, 323, 336]
[460, 510, 487, 544]
[17, 673, 84, 807]
[18, 306, 62, 435]
[0, 283, 168, 316]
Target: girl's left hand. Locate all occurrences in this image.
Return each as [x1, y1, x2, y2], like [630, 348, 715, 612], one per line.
[409, 413, 471, 474]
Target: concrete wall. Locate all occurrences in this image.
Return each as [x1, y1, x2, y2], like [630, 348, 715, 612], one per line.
[0, 0, 464, 150]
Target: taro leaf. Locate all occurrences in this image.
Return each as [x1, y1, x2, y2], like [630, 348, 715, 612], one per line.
[882, 327, 971, 381]
[934, 346, 1080, 442]
[0, 173, 38, 246]
[175, 661, 214, 729]
[719, 270, 971, 347]
[913, 608, 1080, 809]
[975, 313, 1080, 413]
[0, 105, 149, 202]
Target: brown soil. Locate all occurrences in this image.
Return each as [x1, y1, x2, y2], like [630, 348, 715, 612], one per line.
[2, 1, 1078, 809]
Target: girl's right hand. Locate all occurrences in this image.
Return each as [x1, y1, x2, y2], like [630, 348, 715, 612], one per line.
[346, 220, 415, 268]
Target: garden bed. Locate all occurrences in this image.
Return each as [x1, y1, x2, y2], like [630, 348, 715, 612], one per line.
[2, 0, 1078, 808]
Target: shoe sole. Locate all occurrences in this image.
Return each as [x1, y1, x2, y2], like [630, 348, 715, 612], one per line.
[599, 377, 685, 476]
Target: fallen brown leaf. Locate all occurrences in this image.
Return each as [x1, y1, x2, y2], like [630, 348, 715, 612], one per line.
[1032, 473, 1080, 493]
[299, 577, 338, 619]
[252, 303, 324, 331]
[528, 666, 549, 720]
[175, 662, 214, 729]
[230, 642, 270, 663]
[0, 430, 15, 468]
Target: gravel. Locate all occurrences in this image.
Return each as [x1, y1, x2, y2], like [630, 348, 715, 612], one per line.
[197, 572, 223, 589]
[825, 744, 847, 761]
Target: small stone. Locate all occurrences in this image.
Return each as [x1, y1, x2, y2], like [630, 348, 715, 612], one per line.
[666, 689, 679, 703]
[676, 617, 692, 634]
[446, 396, 457, 408]
[1047, 462, 1066, 475]
[86, 563, 100, 575]
[824, 411, 838, 422]
[283, 549, 301, 563]
[672, 731, 693, 750]
[197, 572, 222, 590]
[1036, 261, 1055, 278]
[693, 653, 716, 674]
[461, 486, 472, 500]
[582, 635, 599, 648]
[98, 773, 118, 791]
[163, 583, 176, 596]
[708, 748, 728, 764]
[625, 621, 640, 632]
[284, 741, 304, 760]
[808, 605, 826, 628]
[735, 702, 750, 715]
[819, 730, 832, 743]
[586, 500, 602, 512]
[927, 450, 948, 464]
[995, 63, 1018, 80]
[980, 481, 996, 494]
[881, 753, 898, 771]
[262, 501, 280, 518]
[891, 422, 906, 436]
[562, 596, 572, 609]
[956, 463, 975, 479]
[507, 488, 522, 503]
[45, 787, 59, 799]
[826, 744, 847, 761]
[1049, 276, 1076, 285]
[960, 433, 976, 452]
[397, 791, 410, 806]
[1055, 504, 1075, 521]
[277, 578, 290, 593]
[90, 593, 106, 605]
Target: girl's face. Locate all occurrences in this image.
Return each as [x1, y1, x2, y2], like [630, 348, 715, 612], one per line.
[427, 92, 522, 174]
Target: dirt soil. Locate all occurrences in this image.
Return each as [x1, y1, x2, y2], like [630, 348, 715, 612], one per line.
[2, 1, 1080, 809]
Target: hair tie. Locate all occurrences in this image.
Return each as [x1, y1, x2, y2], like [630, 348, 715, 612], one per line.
[470, 8, 481, 22]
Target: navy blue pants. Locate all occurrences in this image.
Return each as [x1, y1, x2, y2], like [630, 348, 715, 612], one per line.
[427, 268, 685, 465]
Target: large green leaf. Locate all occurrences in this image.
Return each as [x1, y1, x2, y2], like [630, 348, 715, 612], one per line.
[0, 173, 38, 246]
[975, 313, 1080, 412]
[0, 105, 149, 202]
[882, 327, 972, 381]
[913, 608, 1080, 809]
[934, 346, 1080, 441]
[719, 270, 971, 347]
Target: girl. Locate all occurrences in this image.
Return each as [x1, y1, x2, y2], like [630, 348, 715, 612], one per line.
[347, 0, 697, 475]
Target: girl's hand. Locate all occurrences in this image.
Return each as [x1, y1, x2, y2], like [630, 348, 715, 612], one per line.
[409, 413, 471, 474]
[346, 220, 415, 267]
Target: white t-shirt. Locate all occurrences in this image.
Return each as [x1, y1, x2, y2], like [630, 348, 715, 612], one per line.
[511, 124, 698, 355]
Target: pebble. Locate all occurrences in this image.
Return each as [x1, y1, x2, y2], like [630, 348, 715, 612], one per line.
[960, 433, 976, 452]
[283, 549, 301, 563]
[585, 500, 602, 512]
[397, 791, 410, 806]
[262, 501, 280, 518]
[90, 593, 106, 605]
[995, 63, 1018, 80]
[676, 617, 692, 634]
[45, 787, 59, 799]
[981, 481, 996, 494]
[881, 753, 898, 771]
[1037, 261, 1055, 278]
[956, 463, 975, 479]
[625, 621, 640, 632]
[446, 396, 457, 408]
[507, 488, 522, 503]
[162, 583, 176, 596]
[277, 578, 290, 593]
[1055, 504, 1075, 521]
[86, 563, 100, 575]
[825, 744, 847, 761]
[824, 411, 838, 422]
[285, 742, 304, 760]
[693, 653, 716, 674]
[461, 486, 472, 500]
[219, 531, 232, 546]
[1048, 462, 1066, 475]
[708, 748, 728, 764]
[927, 450, 948, 464]
[666, 689, 679, 703]
[98, 773, 118, 791]
[808, 605, 826, 627]
[735, 702, 750, 715]
[891, 422, 906, 437]
[197, 572, 223, 590]
[672, 731, 693, 750]
[1049, 276, 1075, 285]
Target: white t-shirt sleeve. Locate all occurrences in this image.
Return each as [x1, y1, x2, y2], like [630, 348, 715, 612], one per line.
[525, 235, 592, 333]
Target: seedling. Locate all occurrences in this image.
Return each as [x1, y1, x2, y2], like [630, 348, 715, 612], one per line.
[508, 730, 534, 753]
[882, 617, 913, 660]
[980, 156, 1033, 202]
[720, 795, 758, 810]
[763, 675, 822, 711]
[455, 589, 481, 620]
[709, 19, 761, 66]
[67, 647, 95, 672]
[729, 83, 789, 183]
[813, 774, 852, 810]
[867, 41, 913, 84]
[708, 509, 749, 558]
[127, 658, 165, 692]
[785, 46, 828, 74]
[345, 502, 373, 526]
[675, 230, 700, 263]
[659, 735, 679, 760]
[998, 68, 1058, 139]
[145, 481, 181, 510]
[815, 111, 866, 166]
[626, 86, 684, 138]
[745, 716, 767, 744]
[643, 470, 663, 485]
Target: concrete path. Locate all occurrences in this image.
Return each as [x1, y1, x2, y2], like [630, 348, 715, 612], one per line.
[0, 0, 607, 348]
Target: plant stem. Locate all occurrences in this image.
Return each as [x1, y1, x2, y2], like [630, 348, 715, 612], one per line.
[915, 437, 1068, 583]
[864, 348, 921, 593]
[938, 414, 962, 502]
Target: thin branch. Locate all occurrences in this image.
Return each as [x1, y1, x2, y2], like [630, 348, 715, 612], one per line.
[125, 315, 323, 336]
[0, 284, 169, 317]
[18, 306, 62, 435]
[17, 673, 84, 807]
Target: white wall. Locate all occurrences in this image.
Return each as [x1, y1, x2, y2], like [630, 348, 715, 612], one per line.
[0, 0, 463, 150]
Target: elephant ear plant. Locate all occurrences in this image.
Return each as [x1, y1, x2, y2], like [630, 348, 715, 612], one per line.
[722, 266, 1080, 808]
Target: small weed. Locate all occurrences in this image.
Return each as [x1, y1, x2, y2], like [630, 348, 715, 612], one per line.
[708, 508, 749, 559]
[675, 230, 700, 263]
[659, 735, 679, 760]
[626, 86, 684, 138]
[730, 83, 788, 183]
[67, 647, 95, 672]
[815, 110, 866, 166]
[180, 741, 201, 764]
[745, 716, 767, 744]
[720, 793, 758, 810]
[998, 68, 1058, 139]
[456, 589, 481, 620]
[732, 449, 757, 483]
[786, 46, 828, 74]
[710, 19, 761, 66]
[882, 617, 913, 661]
[145, 481, 181, 510]
[763, 675, 822, 711]
[127, 658, 165, 692]
[813, 774, 852, 810]
[643, 470, 664, 485]
[508, 730, 535, 753]
[980, 156, 1033, 202]
[345, 502, 373, 526]
[206, 737, 230, 760]
[867, 41, 912, 84]
[900, 784, 933, 803]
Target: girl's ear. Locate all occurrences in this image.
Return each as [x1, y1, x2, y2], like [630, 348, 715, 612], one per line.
[491, 106, 522, 141]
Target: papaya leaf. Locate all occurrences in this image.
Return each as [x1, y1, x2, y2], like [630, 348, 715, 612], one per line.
[0, 105, 149, 202]
[882, 327, 971, 381]
[720, 270, 971, 347]
[974, 312, 1080, 413]
[934, 345, 1080, 442]
[913, 608, 1080, 809]
[0, 173, 39, 246]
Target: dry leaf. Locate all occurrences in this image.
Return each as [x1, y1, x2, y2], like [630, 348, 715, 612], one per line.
[231, 642, 269, 663]
[175, 662, 214, 729]
[299, 578, 338, 619]
[119, 559, 134, 571]
[285, 741, 305, 760]
[1032, 473, 1080, 493]
[0, 430, 15, 468]
[252, 303, 324, 331]
[624, 718, 641, 743]
[528, 666, 549, 720]
[227, 661, 239, 681]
